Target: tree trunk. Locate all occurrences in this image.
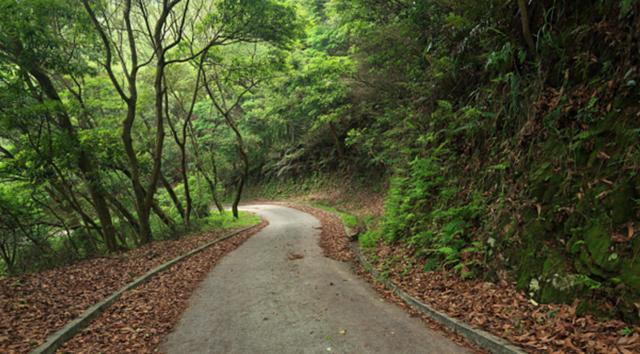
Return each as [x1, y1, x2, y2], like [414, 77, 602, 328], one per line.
[84, 0, 155, 244]
[29, 68, 119, 252]
[188, 120, 224, 214]
[105, 193, 141, 241]
[229, 119, 249, 219]
[120, 91, 153, 243]
[201, 165, 225, 214]
[233, 151, 249, 219]
[160, 173, 186, 221]
[141, 25, 168, 242]
[166, 101, 192, 226]
[329, 122, 345, 160]
[180, 142, 192, 225]
[517, 0, 536, 56]
[152, 200, 177, 233]
[209, 155, 225, 214]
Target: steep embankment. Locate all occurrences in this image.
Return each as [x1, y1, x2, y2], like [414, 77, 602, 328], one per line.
[344, 2, 640, 323]
[250, 178, 640, 352]
[250, 1, 640, 326]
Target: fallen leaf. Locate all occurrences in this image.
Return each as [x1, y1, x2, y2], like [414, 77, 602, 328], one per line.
[287, 252, 304, 261]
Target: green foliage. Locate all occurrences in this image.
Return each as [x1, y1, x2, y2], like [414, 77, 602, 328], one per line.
[248, 0, 640, 322]
[381, 156, 486, 274]
[0, 0, 94, 74]
[204, 211, 261, 230]
[0, 0, 301, 274]
[621, 327, 635, 336]
[310, 202, 358, 228]
[1, 0, 639, 324]
[359, 230, 381, 249]
[206, 0, 303, 46]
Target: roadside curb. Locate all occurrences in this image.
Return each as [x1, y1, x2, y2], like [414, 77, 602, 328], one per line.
[305, 206, 525, 354]
[30, 224, 260, 354]
[350, 241, 527, 354]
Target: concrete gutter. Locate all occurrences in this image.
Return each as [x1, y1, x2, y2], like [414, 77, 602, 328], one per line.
[292, 204, 526, 354]
[30, 225, 259, 354]
[324, 209, 525, 354]
[350, 242, 527, 354]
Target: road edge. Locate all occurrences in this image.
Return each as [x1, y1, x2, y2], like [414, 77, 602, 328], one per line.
[30, 224, 261, 354]
[307, 203, 527, 354]
[350, 242, 527, 354]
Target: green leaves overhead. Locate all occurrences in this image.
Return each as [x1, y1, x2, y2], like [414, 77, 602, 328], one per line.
[0, 0, 307, 273]
[202, 0, 303, 46]
[0, 0, 94, 74]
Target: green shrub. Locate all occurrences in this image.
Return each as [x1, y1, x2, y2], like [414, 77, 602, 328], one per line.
[204, 211, 261, 230]
[359, 230, 382, 249]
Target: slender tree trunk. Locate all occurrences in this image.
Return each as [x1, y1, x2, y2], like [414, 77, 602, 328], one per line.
[33, 195, 80, 256]
[175, 59, 207, 224]
[46, 184, 101, 236]
[0, 205, 52, 254]
[226, 117, 249, 219]
[84, 0, 154, 244]
[200, 164, 225, 214]
[166, 99, 192, 226]
[122, 110, 152, 242]
[152, 200, 177, 233]
[0, 240, 16, 274]
[206, 176, 225, 214]
[123, 97, 153, 243]
[209, 155, 225, 214]
[160, 173, 186, 221]
[105, 193, 140, 239]
[517, 0, 536, 56]
[29, 68, 119, 252]
[328, 122, 345, 160]
[181, 150, 192, 224]
[188, 120, 224, 214]
[200, 60, 253, 218]
[84, 180, 119, 251]
[141, 27, 168, 242]
[233, 147, 249, 219]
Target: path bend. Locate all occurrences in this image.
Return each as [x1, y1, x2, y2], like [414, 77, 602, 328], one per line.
[161, 204, 468, 354]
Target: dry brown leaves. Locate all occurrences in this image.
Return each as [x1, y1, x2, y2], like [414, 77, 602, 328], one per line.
[58, 222, 266, 354]
[350, 257, 488, 354]
[300, 189, 385, 218]
[0, 224, 265, 354]
[371, 245, 640, 354]
[283, 203, 353, 262]
[285, 202, 486, 353]
[285, 202, 640, 353]
[250, 179, 385, 219]
[287, 252, 305, 261]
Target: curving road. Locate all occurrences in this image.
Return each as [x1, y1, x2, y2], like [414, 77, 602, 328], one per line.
[161, 204, 468, 354]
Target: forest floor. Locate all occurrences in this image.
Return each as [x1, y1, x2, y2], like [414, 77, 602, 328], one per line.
[4, 183, 639, 353]
[285, 198, 640, 354]
[0, 222, 265, 354]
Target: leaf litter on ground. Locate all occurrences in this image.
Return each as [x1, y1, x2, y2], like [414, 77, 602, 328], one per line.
[0, 223, 266, 354]
[289, 202, 640, 354]
[58, 222, 266, 353]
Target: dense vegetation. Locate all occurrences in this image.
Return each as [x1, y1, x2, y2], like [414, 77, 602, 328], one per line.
[246, 0, 640, 323]
[1, 0, 639, 324]
[0, 0, 300, 273]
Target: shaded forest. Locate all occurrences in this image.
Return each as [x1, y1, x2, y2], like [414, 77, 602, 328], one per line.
[1, 0, 640, 329]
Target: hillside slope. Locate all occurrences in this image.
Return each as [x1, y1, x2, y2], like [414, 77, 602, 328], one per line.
[247, 0, 640, 323]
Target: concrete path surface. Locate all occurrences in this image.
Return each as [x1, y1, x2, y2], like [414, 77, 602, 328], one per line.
[160, 204, 468, 354]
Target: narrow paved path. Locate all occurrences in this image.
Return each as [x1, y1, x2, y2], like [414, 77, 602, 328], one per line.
[161, 204, 468, 354]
